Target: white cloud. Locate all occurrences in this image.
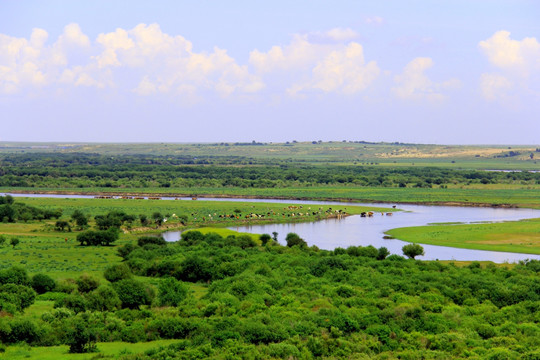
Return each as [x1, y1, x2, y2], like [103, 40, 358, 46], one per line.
[290, 42, 380, 95]
[478, 31, 540, 102]
[250, 31, 379, 96]
[0, 23, 264, 98]
[365, 16, 384, 25]
[480, 73, 512, 101]
[479, 30, 540, 73]
[392, 57, 460, 101]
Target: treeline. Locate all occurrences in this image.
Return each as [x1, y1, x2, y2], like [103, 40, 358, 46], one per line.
[1, 232, 539, 358]
[0, 195, 62, 223]
[1, 153, 539, 189]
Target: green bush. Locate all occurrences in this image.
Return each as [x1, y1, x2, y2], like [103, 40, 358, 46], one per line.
[113, 278, 154, 309]
[32, 273, 56, 294]
[158, 277, 188, 307]
[103, 263, 132, 283]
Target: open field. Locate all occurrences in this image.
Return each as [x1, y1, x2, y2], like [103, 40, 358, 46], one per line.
[5, 185, 540, 208]
[1, 141, 539, 169]
[386, 218, 540, 255]
[2, 340, 179, 359]
[0, 197, 391, 279]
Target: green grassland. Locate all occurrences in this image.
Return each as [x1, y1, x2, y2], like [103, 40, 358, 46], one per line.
[1, 141, 539, 169]
[0, 197, 392, 279]
[3, 340, 179, 359]
[386, 218, 540, 255]
[6, 185, 540, 208]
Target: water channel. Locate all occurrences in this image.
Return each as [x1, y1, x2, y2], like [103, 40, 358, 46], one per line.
[3, 193, 540, 262]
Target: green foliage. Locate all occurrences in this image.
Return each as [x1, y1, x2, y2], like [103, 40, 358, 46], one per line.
[10, 237, 19, 248]
[285, 232, 307, 247]
[76, 274, 100, 293]
[177, 256, 214, 283]
[66, 316, 97, 353]
[86, 285, 121, 311]
[402, 243, 425, 259]
[71, 209, 88, 228]
[31, 273, 56, 294]
[104, 263, 132, 283]
[113, 278, 154, 309]
[260, 233, 271, 245]
[137, 236, 167, 247]
[158, 277, 188, 307]
[76, 228, 119, 246]
[0, 266, 30, 286]
[0, 283, 36, 312]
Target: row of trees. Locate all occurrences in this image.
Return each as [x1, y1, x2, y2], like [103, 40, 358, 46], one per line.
[2, 153, 539, 189]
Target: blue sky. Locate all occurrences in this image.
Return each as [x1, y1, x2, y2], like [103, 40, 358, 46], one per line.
[1, 1, 539, 143]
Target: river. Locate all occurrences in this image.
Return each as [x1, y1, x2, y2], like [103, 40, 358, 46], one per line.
[3, 192, 540, 262]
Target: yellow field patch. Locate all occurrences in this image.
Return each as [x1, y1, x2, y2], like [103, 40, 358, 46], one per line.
[474, 233, 540, 246]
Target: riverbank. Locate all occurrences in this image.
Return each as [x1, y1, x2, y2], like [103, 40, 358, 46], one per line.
[2, 188, 532, 209]
[386, 218, 540, 255]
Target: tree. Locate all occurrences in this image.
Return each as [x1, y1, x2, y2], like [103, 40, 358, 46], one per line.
[31, 273, 56, 294]
[260, 233, 271, 246]
[158, 277, 188, 307]
[66, 316, 97, 353]
[0, 235, 6, 246]
[377, 247, 390, 260]
[76, 274, 100, 293]
[113, 278, 154, 309]
[86, 285, 120, 312]
[402, 243, 425, 259]
[103, 263, 132, 283]
[285, 233, 307, 248]
[71, 210, 88, 228]
[10, 237, 19, 248]
[55, 220, 71, 232]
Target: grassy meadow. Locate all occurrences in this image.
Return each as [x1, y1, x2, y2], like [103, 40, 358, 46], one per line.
[0, 197, 391, 279]
[386, 218, 540, 255]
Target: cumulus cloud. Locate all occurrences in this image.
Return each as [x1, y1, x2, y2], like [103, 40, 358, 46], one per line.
[289, 42, 380, 95]
[478, 31, 540, 102]
[250, 30, 380, 95]
[479, 30, 540, 73]
[0, 23, 264, 98]
[392, 57, 460, 101]
[479, 73, 513, 101]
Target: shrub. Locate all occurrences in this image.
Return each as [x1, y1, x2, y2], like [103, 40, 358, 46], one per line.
[177, 256, 213, 283]
[158, 277, 188, 307]
[285, 233, 307, 248]
[86, 285, 121, 311]
[113, 279, 154, 309]
[138, 236, 167, 247]
[76, 274, 100, 293]
[260, 234, 272, 246]
[104, 263, 132, 283]
[66, 317, 97, 353]
[55, 293, 88, 313]
[32, 274, 56, 294]
[0, 284, 36, 312]
[0, 266, 30, 286]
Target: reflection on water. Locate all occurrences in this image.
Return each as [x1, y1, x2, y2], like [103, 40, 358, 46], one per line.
[3, 192, 540, 263]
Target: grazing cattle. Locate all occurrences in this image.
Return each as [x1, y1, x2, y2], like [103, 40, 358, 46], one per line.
[367, 212, 374, 217]
[392, 205, 397, 209]
[386, 213, 393, 216]
[361, 212, 367, 217]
